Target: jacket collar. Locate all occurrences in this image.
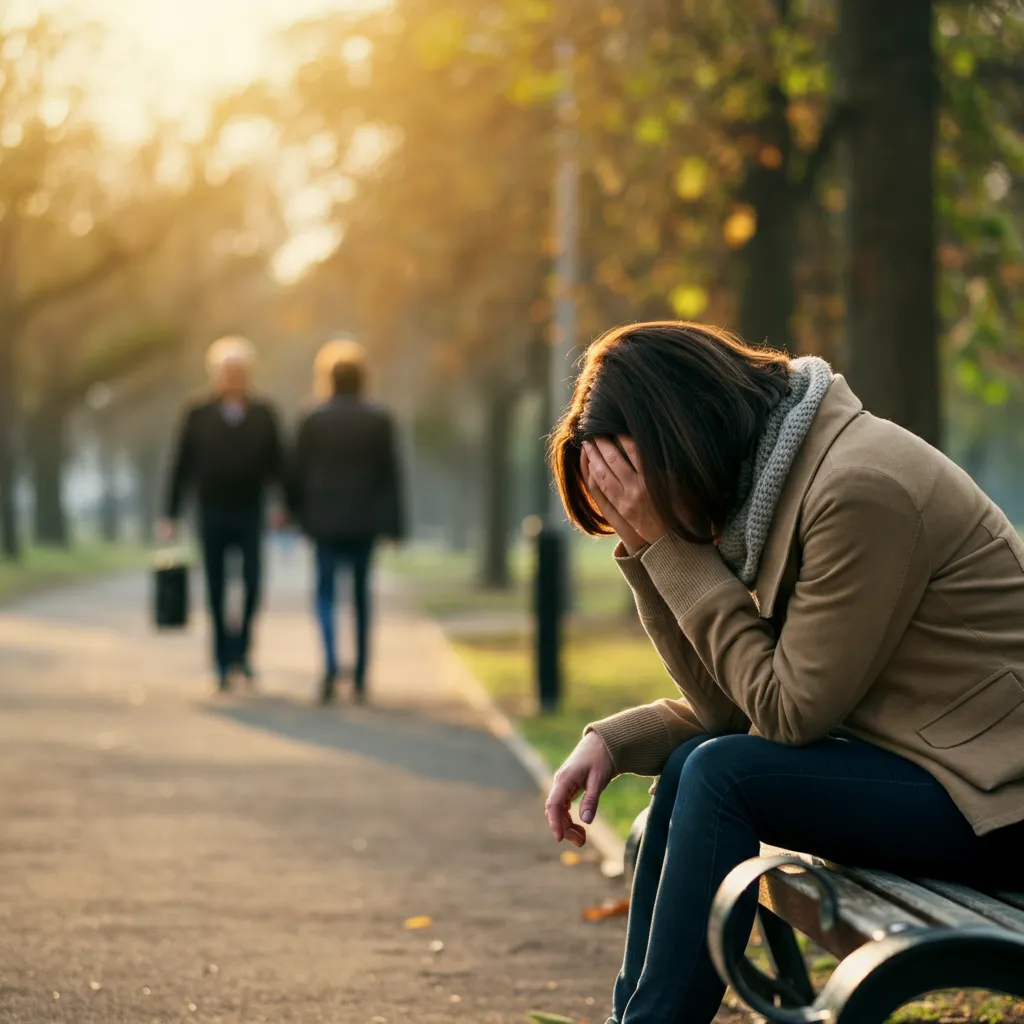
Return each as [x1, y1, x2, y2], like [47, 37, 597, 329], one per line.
[753, 374, 863, 619]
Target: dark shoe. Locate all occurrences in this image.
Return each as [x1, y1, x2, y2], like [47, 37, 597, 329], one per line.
[235, 661, 257, 689]
[217, 672, 231, 694]
[320, 669, 338, 705]
[353, 685, 367, 706]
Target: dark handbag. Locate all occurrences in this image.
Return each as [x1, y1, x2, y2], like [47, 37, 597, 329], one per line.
[153, 553, 190, 629]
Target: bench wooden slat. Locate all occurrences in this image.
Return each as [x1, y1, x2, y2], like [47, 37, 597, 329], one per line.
[995, 890, 1024, 913]
[837, 867, 992, 929]
[759, 863, 926, 959]
[917, 879, 1024, 933]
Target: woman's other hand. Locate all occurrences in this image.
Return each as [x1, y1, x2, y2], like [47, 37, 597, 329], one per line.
[581, 445, 646, 555]
[583, 437, 667, 547]
[545, 732, 615, 846]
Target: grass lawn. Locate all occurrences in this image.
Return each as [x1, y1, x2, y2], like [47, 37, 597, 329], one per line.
[453, 624, 671, 838]
[382, 535, 635, 619]
[0, 542, 151, 603]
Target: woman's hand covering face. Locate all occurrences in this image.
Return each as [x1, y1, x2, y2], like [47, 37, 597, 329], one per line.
[582, 436, 667, 549]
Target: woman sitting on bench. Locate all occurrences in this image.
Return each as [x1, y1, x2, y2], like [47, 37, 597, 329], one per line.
[544, 321, 1024, 1024]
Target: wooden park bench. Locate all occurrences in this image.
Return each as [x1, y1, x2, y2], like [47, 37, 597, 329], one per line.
[625, 807, 1024, 1023]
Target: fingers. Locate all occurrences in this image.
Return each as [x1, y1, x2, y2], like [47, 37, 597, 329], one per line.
[618, 436, 641, 474]
[581, 447, 614, 515]
[564, 822, 587, 847]
[580, 447, 597, 500]
[583, 440, 621, 505]
[579, 765, 605, 825]
[593, 437, 637, 490]
[545, 792, 567, 842]
[545, 773, 581, 842]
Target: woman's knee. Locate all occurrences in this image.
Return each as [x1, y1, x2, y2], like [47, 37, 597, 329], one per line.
[674, 733, 767, 807]
[650, 735, 711, 818]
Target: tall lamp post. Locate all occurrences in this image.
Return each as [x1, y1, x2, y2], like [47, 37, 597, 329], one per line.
[535, 37, 579, 714]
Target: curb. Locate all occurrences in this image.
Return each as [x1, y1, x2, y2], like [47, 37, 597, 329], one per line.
[423, 616, 627, 879]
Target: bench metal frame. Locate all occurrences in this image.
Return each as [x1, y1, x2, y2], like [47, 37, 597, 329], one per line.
[624, 809, 1024, 1024]
[710, 855, 1024, 1024]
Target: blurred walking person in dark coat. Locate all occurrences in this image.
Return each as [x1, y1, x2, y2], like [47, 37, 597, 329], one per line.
[291, 339, 404, 704]
[158, 336, 287, 691]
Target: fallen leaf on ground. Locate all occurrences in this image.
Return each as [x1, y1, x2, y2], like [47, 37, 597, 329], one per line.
[527, 1014, 578, 1024]
[559, 850, 581, 866]
[582, 898, 630, 922]
[404, 915, 433, 930]
[89, 981, 102, 992]
[428, 939, 445, 954]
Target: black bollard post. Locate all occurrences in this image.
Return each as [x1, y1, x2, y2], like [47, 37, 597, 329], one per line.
[535, 524, 565, 713]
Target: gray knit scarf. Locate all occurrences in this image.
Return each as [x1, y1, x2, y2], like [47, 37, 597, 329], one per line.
[717, 356, 834, 586]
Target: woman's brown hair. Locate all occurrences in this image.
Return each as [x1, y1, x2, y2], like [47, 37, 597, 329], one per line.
[549, 321, 791, 544]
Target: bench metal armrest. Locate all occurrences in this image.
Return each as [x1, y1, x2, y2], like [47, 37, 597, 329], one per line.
[709, 855, 839, 1024]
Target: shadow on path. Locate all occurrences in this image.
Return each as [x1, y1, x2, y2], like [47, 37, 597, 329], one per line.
[207, 696, 536, 791]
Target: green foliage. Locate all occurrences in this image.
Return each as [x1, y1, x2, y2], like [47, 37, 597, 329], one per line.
[0, 542, 149, 602]
[274, 0, 1024, 455]
[281, 0, 553, 399]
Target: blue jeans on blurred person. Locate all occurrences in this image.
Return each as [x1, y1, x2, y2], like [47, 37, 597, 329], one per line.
[315, 539, 374, 698]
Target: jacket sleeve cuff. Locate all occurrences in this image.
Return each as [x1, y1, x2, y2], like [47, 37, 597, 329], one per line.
[640, 533, 738, 619]
[612, 541, 667, 621]
[584, 704, 676, 777]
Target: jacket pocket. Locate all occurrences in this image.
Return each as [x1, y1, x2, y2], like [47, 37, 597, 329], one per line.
[917, 668, 1024, 791]
[919, 669, 1024, 748]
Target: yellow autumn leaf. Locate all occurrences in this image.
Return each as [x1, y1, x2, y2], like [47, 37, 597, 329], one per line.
[634, 115, 667, 145]
[404, 915, 433, 930]
[594, 155, 624, 196]
[674, 156, 709, 201]
[723, 205, 757, 249]
[413, 11, 466, 70]
[669, 285, 708, 319]
[694, 64, 718, 90]
[560, 850, 581, 866]
[951, 49, 975, 78]
[582, 897, 631, 922]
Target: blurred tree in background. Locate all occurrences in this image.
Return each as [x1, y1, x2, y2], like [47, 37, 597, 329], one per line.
[4, 0, 1024, 574]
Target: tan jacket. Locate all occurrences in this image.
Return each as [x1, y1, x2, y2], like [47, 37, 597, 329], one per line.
[589, 376, 1024, 835]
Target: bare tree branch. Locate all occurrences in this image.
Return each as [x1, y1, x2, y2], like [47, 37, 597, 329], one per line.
[14, 223, 169, 328]
[62, 323, 180, 405]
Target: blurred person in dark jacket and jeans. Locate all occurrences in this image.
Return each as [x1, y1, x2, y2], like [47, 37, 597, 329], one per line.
[158, 336, 287, 692]
[291, 339, 404, 704]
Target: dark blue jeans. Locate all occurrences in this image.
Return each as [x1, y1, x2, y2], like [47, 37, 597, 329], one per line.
[614, 733, 1024, 1024]
[315, 539, 374, 689]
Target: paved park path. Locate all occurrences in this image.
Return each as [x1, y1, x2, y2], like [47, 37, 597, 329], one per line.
[0, 547, 626, 1024]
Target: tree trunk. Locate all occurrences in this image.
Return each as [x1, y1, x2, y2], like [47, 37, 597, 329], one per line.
[131, 441, 160, 544]
[530, 333, 554, 518]
[738, 85, 798, 353]
[0, 331, 19, 559]
[28, 396, 69, 547]
[98, 443, 119, 543]
[480, 387, 515, 590]
[838, 0, 939, 445]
